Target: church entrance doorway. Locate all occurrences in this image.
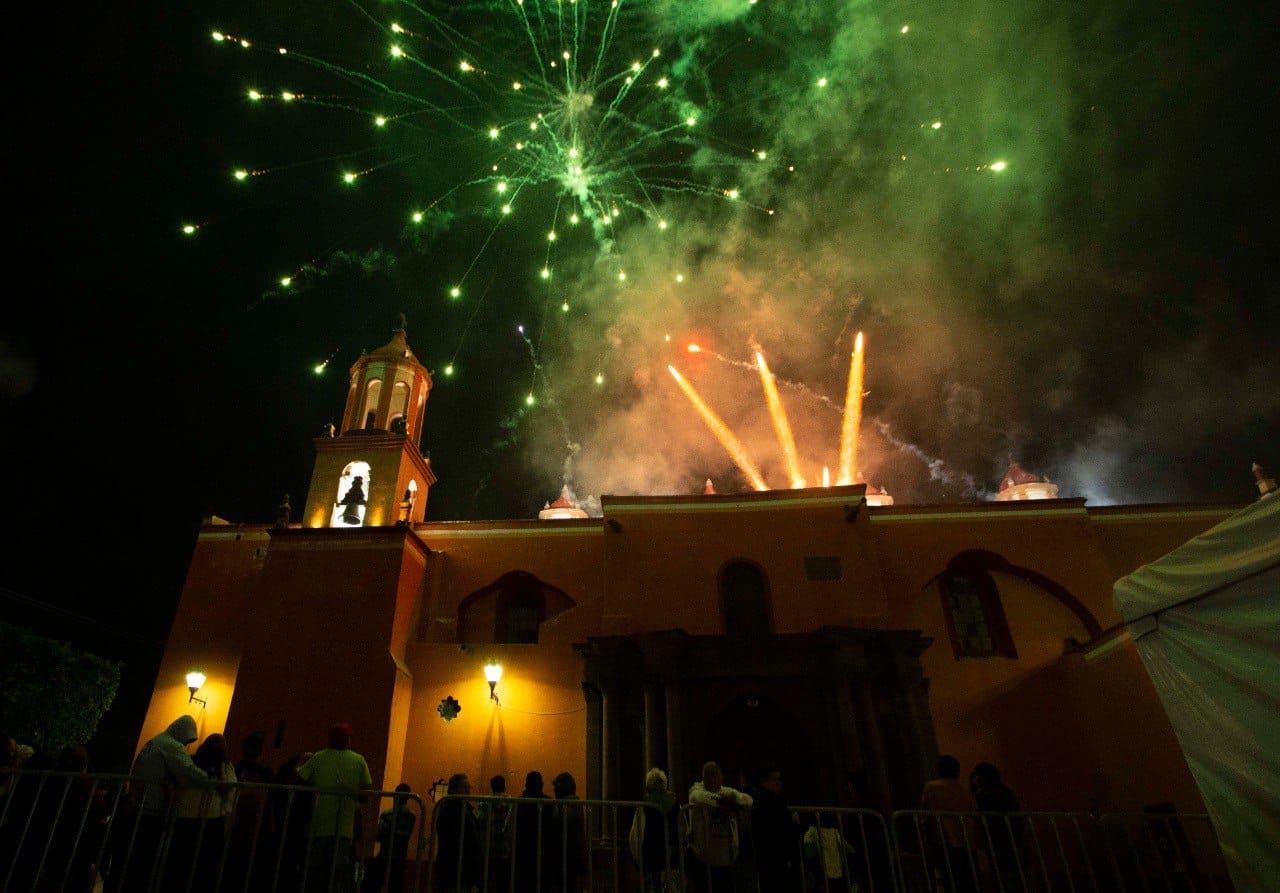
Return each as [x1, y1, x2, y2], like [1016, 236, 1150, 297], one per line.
[576, 627, 937, 809]
[701, 694, 819, 802]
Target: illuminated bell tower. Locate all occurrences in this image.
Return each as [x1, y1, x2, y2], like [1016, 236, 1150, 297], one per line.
[302, 316, 437, 528]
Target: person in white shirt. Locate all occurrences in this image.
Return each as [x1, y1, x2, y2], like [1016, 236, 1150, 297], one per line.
[686, 762, 753, 893]
[803, 813, 857, 893]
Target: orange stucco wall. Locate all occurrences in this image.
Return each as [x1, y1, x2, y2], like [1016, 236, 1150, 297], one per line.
[600, 493, 890, 634]
[398, 644, 587, 797]
[136, 527, 267, 753]
[221, 527, 429, 789]
[414, 523, 603, 644]
[1088, 507, 1243, 581]
[142, 492, 1240, 811]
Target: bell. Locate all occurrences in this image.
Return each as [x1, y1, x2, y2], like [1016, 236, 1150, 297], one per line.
[341, 502, 363, 526]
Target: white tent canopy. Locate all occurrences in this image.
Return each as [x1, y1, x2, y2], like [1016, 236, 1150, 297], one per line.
[1113, 495, 1280, 893]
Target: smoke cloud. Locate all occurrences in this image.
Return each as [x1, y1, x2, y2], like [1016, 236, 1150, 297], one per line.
[511, 0, 1275, 506]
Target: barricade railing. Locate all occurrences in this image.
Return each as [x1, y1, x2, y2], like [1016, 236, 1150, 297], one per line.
[2, 768, 1235, 893]
[1097, 812, 1232, 893]
[424, 797, 896, 893]
[425, 795, 669, 893]
[0, 767, 430, 892]
[890, 810, 1234, 893]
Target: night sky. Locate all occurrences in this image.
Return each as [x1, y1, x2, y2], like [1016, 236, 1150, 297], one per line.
[2, 0, 1276, 760]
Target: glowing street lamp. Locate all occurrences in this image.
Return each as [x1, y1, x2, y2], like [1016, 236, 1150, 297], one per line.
[484, 662, 503, 704]
[186, 671, 208, 706]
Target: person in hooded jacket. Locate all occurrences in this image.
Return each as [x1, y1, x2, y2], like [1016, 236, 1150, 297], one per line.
[109, 715, 208, 892]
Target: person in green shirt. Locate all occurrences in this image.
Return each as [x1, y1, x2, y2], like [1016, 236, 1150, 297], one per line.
[297, 723, 373, 892]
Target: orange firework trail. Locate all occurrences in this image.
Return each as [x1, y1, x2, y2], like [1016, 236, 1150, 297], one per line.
[838, 332, 865, 486]
[667, 365, 769, 491]
[755, 351, 805, 488]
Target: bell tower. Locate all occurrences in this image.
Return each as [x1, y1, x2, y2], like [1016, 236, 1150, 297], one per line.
[302, 316, 437, 528]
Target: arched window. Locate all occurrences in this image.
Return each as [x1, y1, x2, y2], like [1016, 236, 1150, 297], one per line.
[389, 381, 410, 427]
[720, 560, 772, 636]
[499, 589, 543, 644]
[940, 562, 1016, 659]
[362, 379, 383, 429]
[456, 571, 575, 644]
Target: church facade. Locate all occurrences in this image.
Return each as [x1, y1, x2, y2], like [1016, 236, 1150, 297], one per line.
[137, 326, 1237, 811]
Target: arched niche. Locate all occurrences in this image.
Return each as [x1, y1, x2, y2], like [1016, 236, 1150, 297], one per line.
[389, 380, 411, 427]
[457, 571, 576, 644]
[362, 379, 383, 429]
[935, 549, 1103, 659]
[330, 460, 372, 528]
[719, 560, 773, 636]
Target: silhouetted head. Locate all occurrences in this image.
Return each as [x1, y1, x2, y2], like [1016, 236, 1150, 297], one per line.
[56, 745, 89, 773]
[447, 773, 471, 796]
[490, 775, 507, 794]
[758, 768, 782, 795]
[194, 734, 227, 776]
[242, 731, 265, 760]
[395, 783, 411, 793]
[702, 762, 723, 792]
[167, 715, 199, 746]
[524, 771, 544, 795]
[328, 723, 353, 750]
[645, 768, 668, 793]
[972, 762, 1000, 787]
[552, 772, 576, 798]
[937, 755, 961, 780]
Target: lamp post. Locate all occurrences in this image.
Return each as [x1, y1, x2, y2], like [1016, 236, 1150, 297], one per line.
[186, 671, 208, 707]
[484, 662, 503, 705]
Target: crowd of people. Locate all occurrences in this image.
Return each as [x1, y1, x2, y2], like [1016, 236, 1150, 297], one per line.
[428, 755, 1022, 893]
[4, 716, 1027, 893]
[2, 717, 415, 892]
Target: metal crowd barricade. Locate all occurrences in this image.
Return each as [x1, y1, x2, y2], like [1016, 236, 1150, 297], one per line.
[0, 767, 431, 892]
[1098, 812, 1232, 893]
[891, 810, 1236, 893]
[3, 767, 1238, 893]
[425, 795, 676, 893]
[769, 805, 898, 893]
[893, 809, 1120, 893]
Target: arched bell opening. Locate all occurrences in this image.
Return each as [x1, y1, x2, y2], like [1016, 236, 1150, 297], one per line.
[330, 461, 372, 527]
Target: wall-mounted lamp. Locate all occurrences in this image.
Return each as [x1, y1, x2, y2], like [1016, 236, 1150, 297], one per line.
[186, 671, 208, 707]
[484, 663, 503, 705]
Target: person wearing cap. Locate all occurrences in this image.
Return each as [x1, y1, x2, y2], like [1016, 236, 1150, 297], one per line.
[112, 715, 209, 891]
[297, 723, 373, 891]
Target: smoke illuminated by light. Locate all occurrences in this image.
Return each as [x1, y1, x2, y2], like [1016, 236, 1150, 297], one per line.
[667, 365, 768, 491]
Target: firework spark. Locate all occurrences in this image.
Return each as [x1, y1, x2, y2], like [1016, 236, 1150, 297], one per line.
[838, 331, 865, 486]
[667, 364, 768, 492]
[211, 2, 754, 304]
[755, 350, 805, 488]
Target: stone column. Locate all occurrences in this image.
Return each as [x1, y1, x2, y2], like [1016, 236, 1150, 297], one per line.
[664, 681, 688, 796]
[834, 678, 866, 778]
[601, 684, 622, 801]
[643, 682, 666, 772]
[899, 679, 938, 794]
[583, 682, 603, 803]
[855, 680, 894, 812]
